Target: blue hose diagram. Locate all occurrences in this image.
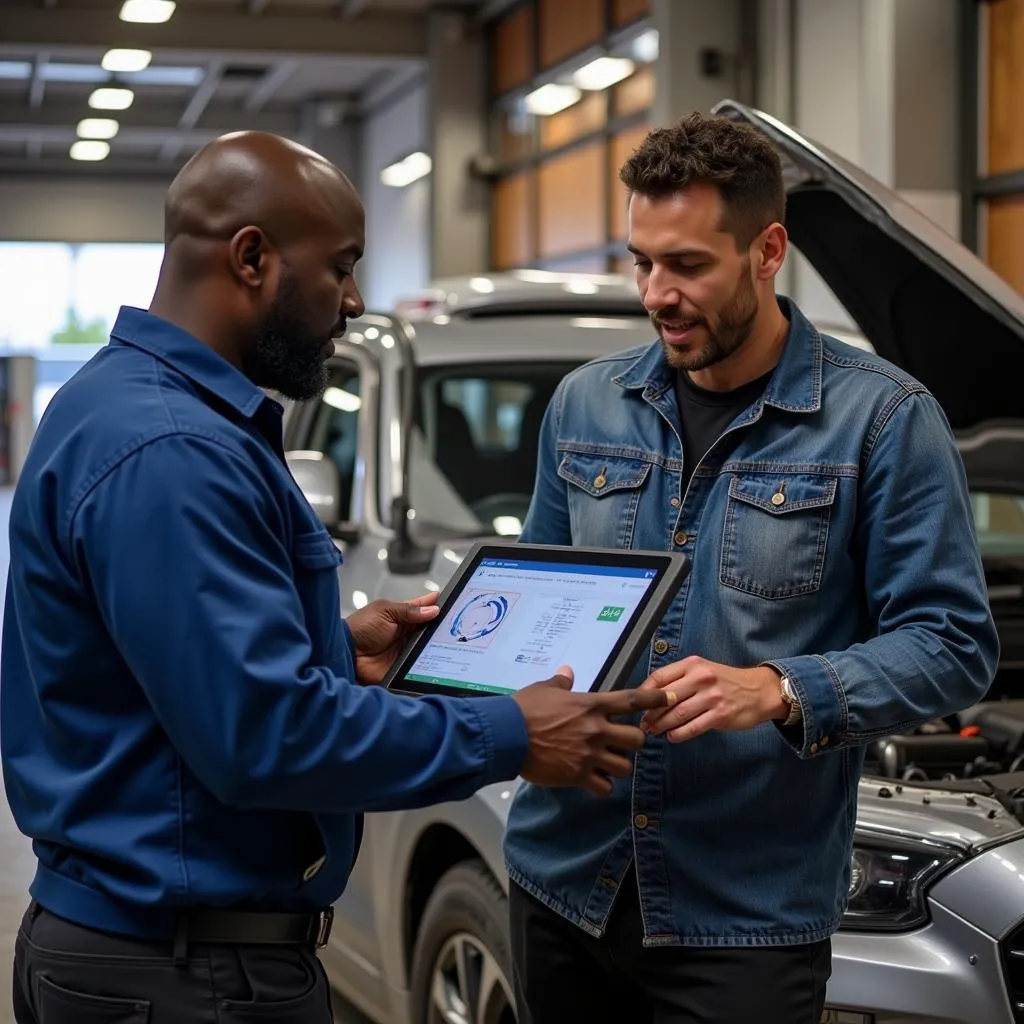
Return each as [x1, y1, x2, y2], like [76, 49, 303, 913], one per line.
[449, 592, 510, 643]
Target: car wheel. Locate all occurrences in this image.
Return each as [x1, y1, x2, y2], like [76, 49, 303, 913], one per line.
[410, 860, 517, 1024]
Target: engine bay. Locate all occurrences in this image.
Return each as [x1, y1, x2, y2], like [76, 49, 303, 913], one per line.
[864, 699, 1024, 822]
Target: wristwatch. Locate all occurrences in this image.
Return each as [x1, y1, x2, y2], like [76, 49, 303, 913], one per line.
[779, 675, 802, 727]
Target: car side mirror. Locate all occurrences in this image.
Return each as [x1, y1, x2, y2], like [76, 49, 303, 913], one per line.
[285, 452, 360, 543]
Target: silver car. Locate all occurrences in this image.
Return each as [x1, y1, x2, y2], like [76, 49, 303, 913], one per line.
[283, 102, 1024, 1024]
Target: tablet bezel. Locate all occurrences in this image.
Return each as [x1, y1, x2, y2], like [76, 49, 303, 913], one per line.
[382, 541, 690, 698]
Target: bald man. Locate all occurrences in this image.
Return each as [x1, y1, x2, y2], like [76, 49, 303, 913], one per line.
[1, 132, 666, 1023]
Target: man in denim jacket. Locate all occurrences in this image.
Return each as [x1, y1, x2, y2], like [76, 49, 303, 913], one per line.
[504, 113, 999, 1023]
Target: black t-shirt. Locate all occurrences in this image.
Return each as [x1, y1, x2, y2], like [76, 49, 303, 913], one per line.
[674, 369, 773, 497]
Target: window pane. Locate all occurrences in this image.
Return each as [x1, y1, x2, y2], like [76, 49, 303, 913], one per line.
[411, 363, 580, 536]
[307, 363, 362, 521]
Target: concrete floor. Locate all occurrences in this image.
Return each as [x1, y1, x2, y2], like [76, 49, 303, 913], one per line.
[0, 487, 371, 1024]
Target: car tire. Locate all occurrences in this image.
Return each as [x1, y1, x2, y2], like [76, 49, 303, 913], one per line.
[409, 860, 518, 1024]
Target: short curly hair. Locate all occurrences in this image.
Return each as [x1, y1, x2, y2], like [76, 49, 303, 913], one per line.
[619, 112, 785, 248]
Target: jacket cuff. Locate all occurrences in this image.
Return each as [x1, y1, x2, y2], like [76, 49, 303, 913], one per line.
[469, 696, 530, 785]
[763, 655, 848, 758]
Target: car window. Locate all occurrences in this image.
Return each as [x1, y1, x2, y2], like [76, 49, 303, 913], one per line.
[304, 361, 362, 522]
[973, 492, 1024, 557]
[411, 364, 578, 536]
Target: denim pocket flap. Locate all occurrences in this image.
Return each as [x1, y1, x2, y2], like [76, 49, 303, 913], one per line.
[293, 529, 344, 570]
[557, 453, 652, 497]
[727, 474, 838, 516]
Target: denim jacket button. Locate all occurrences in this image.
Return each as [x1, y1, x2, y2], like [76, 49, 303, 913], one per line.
[594, 473, 607, 489]
[674, 531, 688, 546]
[653, 638, 669, 655]
[634, 814, 649, 830]
[670, 497, 681, 508]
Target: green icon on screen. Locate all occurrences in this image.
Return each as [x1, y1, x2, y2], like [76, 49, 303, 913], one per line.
[597, 605, 625, 622]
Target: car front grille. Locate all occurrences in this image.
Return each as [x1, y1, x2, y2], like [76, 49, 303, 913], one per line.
[1001, 919, 1024, 1021]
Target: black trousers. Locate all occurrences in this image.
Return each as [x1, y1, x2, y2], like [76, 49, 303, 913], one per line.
[12, 902, 334, 1024]
[509, 871, 832, 1024]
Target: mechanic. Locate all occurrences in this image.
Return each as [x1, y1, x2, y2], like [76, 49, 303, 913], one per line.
[504, 112, 1000, 1024]
[0, 131, 668, 1024]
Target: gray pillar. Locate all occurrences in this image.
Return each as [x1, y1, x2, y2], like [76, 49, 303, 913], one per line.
[426, 5, 489, 278]
[299, 100, 363, 195]
[651, 0, 746, 127]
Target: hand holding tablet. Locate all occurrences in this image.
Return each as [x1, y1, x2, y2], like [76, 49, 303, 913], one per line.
[510, 668, 678, 796]
[381, 542, 691, 795]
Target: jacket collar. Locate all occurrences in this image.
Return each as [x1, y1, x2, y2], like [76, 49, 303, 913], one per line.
[612, 295, 823, 415]
[109, 306, 270, 419]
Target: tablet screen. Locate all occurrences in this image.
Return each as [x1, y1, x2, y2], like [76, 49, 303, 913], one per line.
[402, 555, 661, 695]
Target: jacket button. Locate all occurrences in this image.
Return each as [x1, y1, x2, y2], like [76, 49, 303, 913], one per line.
[810, 742, 819, 754]
[653, 638, 669, 655]
[634, 814, 649, 829]
[670, 497, 681, 508]
[771, 491, 786, 506]
[594, 473, 607, 489]
[674, 531, 688, 546]
[820, 736, 829, 747]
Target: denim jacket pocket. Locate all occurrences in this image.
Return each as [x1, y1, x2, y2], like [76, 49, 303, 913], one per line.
[557, 452, 652, 549]
[719, 472, 838, 599]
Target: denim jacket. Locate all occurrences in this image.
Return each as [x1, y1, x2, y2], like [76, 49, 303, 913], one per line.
[503, 298, 999, 947]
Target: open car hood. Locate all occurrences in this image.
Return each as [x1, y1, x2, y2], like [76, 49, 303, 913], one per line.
[713, 100, 1024, 430]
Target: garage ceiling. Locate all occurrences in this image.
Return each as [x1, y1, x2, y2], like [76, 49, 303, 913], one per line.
[0, 0, 491, 176]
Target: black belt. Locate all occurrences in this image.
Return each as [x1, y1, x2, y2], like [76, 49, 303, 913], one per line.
[173, 905, 333, 962]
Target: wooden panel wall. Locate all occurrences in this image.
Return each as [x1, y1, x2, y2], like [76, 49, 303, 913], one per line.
[987, 0, 1024, 175]
[492, 171, 535, 268]
[609, 123, 650, 241]
[492, 5, 534, 96]
[538, 0, 604, 69]
[537, 142, 605, 258]
[541, 91, 606, 150]
[987, 195, 1024, 295]
[613, 0, 650, 27]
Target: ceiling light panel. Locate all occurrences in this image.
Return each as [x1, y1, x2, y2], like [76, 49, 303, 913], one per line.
[101, 49, 152, 73]
[119, 0, 176, 24]
[89, 88, 134, 111]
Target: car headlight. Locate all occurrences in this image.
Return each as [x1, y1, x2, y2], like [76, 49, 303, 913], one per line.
[841, 836, 963, 932]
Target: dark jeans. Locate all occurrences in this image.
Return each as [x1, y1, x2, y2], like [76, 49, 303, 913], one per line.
[509, 870, 832, 1024]
[13, 902, 334, 1024]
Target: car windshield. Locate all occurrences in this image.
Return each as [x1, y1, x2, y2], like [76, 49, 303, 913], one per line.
[407, 362, 580, 536]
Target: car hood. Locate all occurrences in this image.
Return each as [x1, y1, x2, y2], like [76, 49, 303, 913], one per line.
[713, 100, 1024, 431]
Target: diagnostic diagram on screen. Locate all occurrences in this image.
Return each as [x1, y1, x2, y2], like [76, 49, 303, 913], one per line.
[405, 557, 657, 694]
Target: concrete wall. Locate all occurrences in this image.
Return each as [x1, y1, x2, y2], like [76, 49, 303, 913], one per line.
[757, 0, 961, 329]
[359, 80, 430, 311]
[0, 177, 169, 244]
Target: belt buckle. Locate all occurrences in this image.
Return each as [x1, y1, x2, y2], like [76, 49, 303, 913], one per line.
[315, 906, 334, 949]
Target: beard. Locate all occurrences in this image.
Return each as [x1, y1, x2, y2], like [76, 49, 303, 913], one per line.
[245, 269, 339, 402]
[653, 262, 759, 372]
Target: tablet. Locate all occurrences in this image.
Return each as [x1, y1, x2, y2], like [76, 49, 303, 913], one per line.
[383, 542, 690, 698]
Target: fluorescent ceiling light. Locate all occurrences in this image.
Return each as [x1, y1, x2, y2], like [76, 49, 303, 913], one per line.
[633, 28, 660, 64]
[573, 56, 635, 91]
[0, 61, 31, 81]
[323, 387, 361, 413]
[380, 151, 432, 188]
[119, 0, 176, 23]
[127, 66, 203, 86]
[77, 118, 120, 140]
[523, 83, 580, 116]
[70, 140, 110, 162]
[44, 63, 108, 83]
[102, 49, 152, 73]
[89, 87, 134, 110]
